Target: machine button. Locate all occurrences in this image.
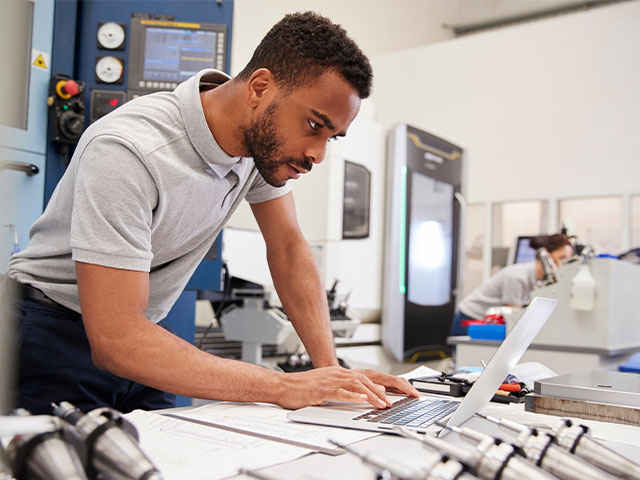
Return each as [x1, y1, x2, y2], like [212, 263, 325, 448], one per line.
[62, 80, 80, 97]
[55, 80, 79, 99]
[59, 111, 84, 141]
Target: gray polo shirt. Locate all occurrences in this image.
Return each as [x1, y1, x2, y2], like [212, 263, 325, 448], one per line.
[457, 261, 537, 319]
[8, 69, 290, 322]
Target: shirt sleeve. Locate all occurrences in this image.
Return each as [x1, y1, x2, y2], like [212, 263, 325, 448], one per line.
[244, 168, 292, 204]
[70, 134, 159, 272]
[500, 271, 530, 306]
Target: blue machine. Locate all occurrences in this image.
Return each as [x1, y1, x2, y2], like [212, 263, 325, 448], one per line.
[45, 0, 233, 205]
[3, 0, 234, 407]
[0, 0, 56, 415]
[0, 0, 55, 272]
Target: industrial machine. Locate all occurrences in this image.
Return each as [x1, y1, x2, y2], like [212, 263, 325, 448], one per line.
[0, 0, 234, 409]
[1, 0, 56, 417]
[382, 124, 465, 361]
[219, 288, 299, 366]
[44, 0, 232, 204]
[218, 279, 360, 368]
[533, 257, 640, 350]
[0, 0, 53, 272]
[47, 74, 85, 147]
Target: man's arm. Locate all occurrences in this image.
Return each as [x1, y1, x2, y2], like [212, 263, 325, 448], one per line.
[77, 261, 416, 409]
[77, 261, 284, 401]
[250, 193, 420, 401]
[250, 192, 337, 368]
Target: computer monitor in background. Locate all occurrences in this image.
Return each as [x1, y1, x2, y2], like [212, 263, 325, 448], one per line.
[513, 236, 537, 264]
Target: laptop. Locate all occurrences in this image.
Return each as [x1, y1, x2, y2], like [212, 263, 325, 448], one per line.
[287, 297, 557, 434]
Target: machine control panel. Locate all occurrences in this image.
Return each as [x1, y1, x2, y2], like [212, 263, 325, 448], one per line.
[127, 18, 227, 96]
[97, 21, 126, 50]
[86, 15, 228, 123]
[95, 55, 125, 84]
[89, 90, 127, 122]
[47, 74, 86, 144]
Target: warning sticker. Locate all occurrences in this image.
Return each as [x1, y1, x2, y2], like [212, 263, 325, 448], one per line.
[31, 49, 50, 71]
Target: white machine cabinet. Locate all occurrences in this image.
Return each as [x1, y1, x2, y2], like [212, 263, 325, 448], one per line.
[533, 258, 640, 350]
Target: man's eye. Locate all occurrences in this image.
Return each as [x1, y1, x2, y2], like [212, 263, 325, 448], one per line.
[309, 119, 321, 130]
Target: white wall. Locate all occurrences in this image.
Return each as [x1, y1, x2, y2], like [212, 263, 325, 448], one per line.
[230, 0, 594, 74]
[226, 1, 640, 298]
[230, 0, 459, 75]
[370, 1, 640, 204]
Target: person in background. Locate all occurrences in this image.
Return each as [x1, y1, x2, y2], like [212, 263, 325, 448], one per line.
[450, 233, 573, 336]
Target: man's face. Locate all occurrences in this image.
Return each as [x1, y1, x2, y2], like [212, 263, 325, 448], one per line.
[241, 70, 361, 187]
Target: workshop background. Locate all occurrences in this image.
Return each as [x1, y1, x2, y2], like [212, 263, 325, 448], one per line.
[1, 0, 639, 411]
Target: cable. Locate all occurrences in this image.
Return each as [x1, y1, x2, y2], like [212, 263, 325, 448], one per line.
[59, 144, 70, 166]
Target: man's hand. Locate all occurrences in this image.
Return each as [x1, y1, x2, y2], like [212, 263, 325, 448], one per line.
[275, 367, 420, 410]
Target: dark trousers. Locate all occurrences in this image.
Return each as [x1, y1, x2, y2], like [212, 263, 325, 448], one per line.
[449, 310, 475, 336]
[4, 283, 175, 414]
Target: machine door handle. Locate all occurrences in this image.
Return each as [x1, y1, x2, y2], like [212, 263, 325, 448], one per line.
[0, 161, 40, 176]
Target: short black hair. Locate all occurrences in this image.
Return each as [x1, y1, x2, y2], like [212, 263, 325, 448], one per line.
[235, 11, 372, 99]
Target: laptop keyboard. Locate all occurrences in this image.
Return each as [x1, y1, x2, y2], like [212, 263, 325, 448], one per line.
[353, 396, 458, 428]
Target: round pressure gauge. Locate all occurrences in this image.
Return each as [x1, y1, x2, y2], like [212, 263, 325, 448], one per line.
[95, 56, 123, 84]
[97, 22, 125, 50]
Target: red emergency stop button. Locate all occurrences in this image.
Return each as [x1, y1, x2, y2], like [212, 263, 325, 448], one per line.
[63, 80, 79, 96]
[56, 79, 79, 99]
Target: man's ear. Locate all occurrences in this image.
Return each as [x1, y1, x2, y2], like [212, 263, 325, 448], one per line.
[246, 68, 277, 108]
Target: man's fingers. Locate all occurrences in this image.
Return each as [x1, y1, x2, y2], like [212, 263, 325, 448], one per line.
[331, 369, 389, 407]
[391, 377, 420, 397]
[347, 378, 387, 408]
[359, 370, 420, 397]
[334, 388, 368, 404]
[354, 374, 391, 407]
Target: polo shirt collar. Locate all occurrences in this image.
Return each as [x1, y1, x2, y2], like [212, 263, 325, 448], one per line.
[178, 69, 243, 178]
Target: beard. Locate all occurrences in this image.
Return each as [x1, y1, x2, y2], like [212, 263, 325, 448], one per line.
[241, 102, 313, 187]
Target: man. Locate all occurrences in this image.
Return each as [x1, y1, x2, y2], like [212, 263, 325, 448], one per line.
[6, 12, 418, 413]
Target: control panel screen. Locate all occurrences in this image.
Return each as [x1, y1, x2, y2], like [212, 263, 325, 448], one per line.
[143, 27, 218, 83]
[128, 19, 227, 93]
